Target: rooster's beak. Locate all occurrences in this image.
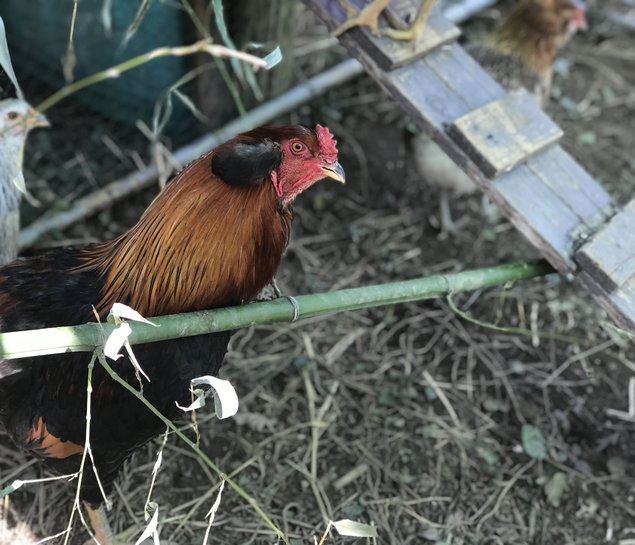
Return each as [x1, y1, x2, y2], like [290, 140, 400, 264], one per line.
[27, 110, 50, 129]
[321, 161, 346, 184]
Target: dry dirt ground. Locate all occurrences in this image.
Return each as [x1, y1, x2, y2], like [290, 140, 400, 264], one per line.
[2, 1, 635, 544]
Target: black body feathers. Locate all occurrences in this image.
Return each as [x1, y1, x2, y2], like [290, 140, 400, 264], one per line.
[0, 249, 231, 503]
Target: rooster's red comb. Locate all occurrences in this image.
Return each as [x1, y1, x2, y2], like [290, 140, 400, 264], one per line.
[315, 124, 338, 163]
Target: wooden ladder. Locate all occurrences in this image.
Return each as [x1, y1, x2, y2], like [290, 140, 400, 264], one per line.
[305, 0, 635, 331]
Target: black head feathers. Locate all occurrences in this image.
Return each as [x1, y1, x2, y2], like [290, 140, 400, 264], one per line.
[211, 139, 282, 187]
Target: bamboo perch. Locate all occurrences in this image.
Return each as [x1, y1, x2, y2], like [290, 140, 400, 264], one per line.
[0, 261, 553, 361]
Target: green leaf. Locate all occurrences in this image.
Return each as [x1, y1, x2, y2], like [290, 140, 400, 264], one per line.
[424, 385, 437, 401]
[475, 444, 499, 467]
[0, 479, 24, 498]
[417, 423, 443, 438]
[211, 0, 241, 79]
[332, 519, 378, 538]
[123, 0, 153, 48]
[521, 424, 547, 460]
[264, 46, 282, 70]
[212, 0, 233, 50]
[577, 131, 597, 146]
[101, 0, 113, 35]
[174, 89, 209, 124]
[0, 16, 22, 99]
[544, 472, 568, 507]
[559, 96, 579, 113]
[601, 85, 616, 103]
[212, 0, 263, 100]
[607, 456, 626, 478]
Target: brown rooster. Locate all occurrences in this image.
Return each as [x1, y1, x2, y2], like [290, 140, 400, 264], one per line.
[0, 125, 344, 543]
[413, 0, 587, 233]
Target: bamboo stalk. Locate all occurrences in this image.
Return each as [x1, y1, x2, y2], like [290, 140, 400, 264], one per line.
[0, 261, 553, 361]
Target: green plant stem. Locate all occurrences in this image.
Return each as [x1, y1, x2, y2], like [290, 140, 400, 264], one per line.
[34, 40, 268, 115]
[0, 261, 554, 360]
[446, 293, 586, 344]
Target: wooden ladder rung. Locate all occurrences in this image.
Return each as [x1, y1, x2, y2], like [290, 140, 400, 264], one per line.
[447, 89, 563, 178]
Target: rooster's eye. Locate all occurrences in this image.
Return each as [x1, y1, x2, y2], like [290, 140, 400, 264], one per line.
[291, 141, 306, 154]
[6, 111, 18, 121]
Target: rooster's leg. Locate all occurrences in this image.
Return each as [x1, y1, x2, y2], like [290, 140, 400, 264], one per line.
[381, 0, 439, 41]
[332, 0, 392, 36]
[84, 502, 114, 545]
[270, 278, 282, 298]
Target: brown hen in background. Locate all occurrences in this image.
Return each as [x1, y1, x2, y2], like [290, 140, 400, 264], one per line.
[413, 0, 587, 234]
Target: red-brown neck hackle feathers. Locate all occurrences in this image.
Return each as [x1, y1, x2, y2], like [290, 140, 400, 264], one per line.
[77, 155, 290, 317]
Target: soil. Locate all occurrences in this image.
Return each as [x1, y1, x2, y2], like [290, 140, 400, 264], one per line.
[2, 1, 635, 544]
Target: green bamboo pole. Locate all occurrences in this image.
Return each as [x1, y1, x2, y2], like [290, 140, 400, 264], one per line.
[0, 261, 554, 361]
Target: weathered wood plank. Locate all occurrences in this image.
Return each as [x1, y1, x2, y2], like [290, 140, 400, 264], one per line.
[388, 72, 611, 271]
[371, 66, 594, 271]
[488, 146, 614, 269]
[423, 44, 505, 119]
[329, 0, 460, 70]
[494, 146, 614, 240]
[526, 147, 615, 227]
[448, 89, 563, 177]
[575, 199, 635, 291]
[373, 44, 504, 131]
[492, 168, 581, 270]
